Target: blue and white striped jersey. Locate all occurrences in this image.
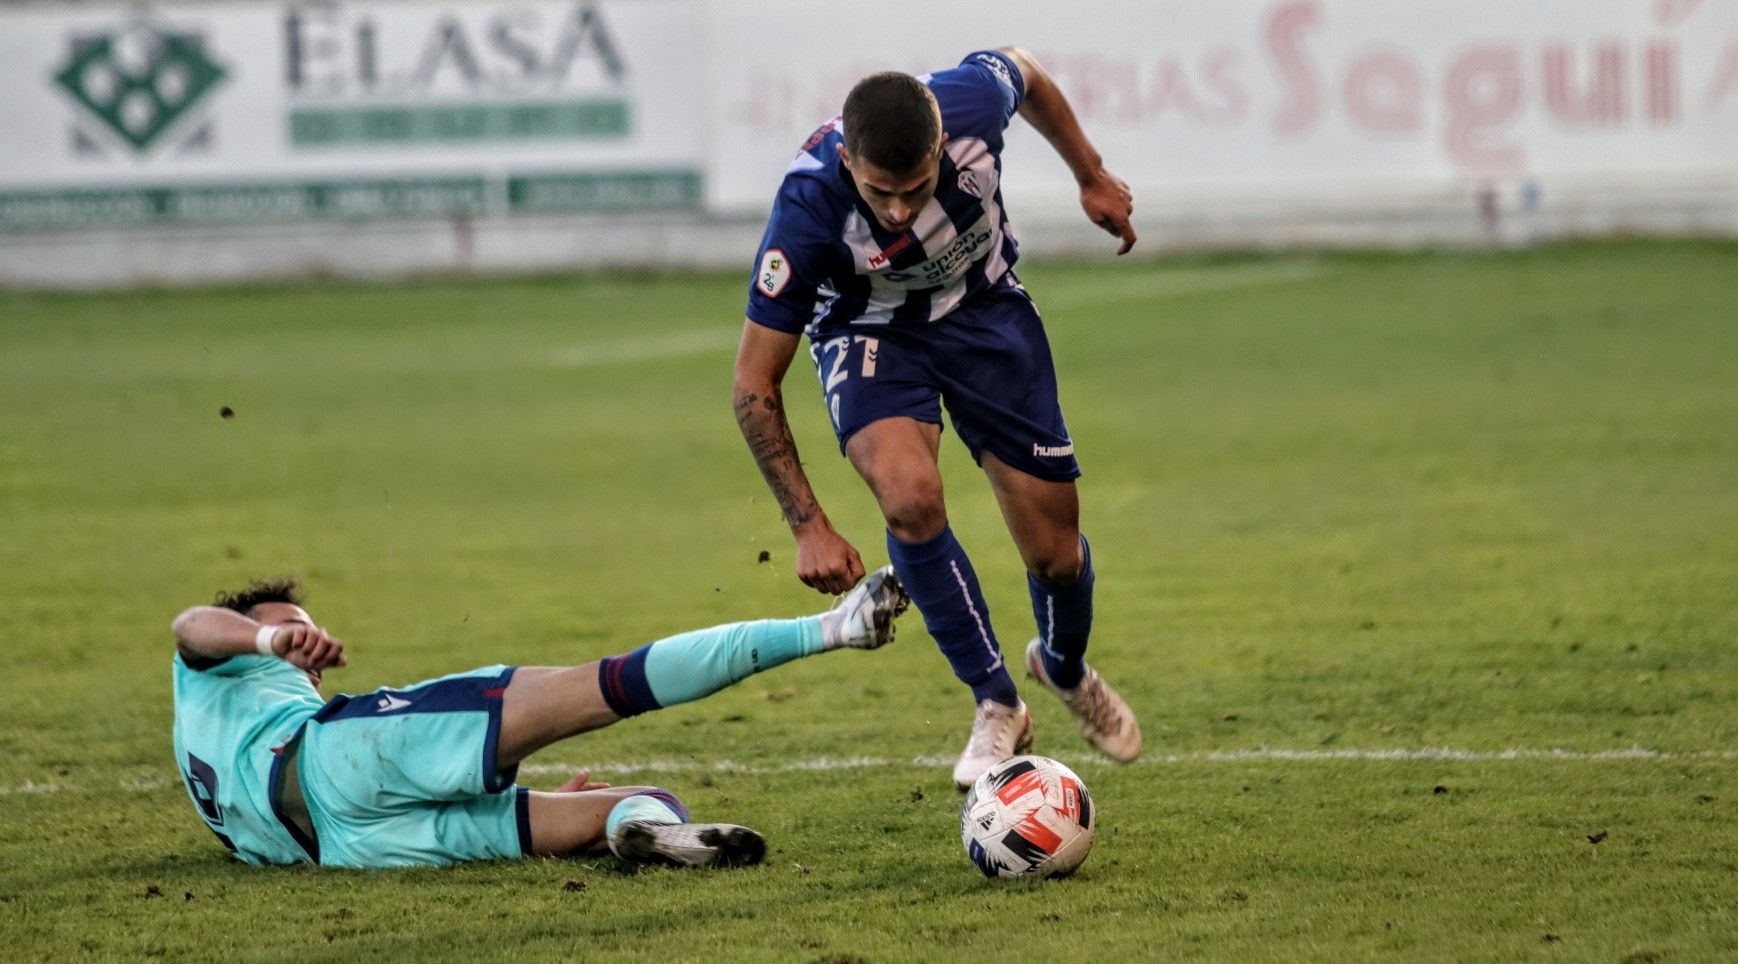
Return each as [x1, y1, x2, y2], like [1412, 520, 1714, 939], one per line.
[746, 50, 1027, 336]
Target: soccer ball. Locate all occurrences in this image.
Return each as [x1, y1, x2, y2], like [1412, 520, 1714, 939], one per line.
[960, 755, 1095, 879]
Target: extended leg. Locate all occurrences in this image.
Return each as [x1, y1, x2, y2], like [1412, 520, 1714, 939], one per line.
[496, 579, 907, 768]
[503, 582, 906, 863]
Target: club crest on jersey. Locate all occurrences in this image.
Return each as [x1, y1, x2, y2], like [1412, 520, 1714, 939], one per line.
[957, 169, 981, 198]
[758, 248, 792, 297]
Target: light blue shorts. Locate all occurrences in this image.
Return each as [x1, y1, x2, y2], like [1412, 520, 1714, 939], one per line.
[295, 665, 530, 869]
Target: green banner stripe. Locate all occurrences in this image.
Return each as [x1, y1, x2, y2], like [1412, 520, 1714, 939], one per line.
[0, 171, 701, 231]
[290, 100, 630, 146]
[511, 171, 700, 212]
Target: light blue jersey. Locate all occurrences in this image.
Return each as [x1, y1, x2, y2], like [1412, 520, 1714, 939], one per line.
[170, 653, 323, 865]
[747, 50, 1027, 336]
[173, 654, 530, 869]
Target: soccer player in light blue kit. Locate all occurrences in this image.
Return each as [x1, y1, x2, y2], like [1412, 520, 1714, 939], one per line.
[171, 573, 907, 869]
[732, 49, 1143, 787]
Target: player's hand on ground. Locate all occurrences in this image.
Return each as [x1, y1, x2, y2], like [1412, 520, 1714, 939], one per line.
[555, 770, 612, 792]
[270, 623, 347, 670]
[1079, 169, 1136, 255]
[793, 517, 866, 595]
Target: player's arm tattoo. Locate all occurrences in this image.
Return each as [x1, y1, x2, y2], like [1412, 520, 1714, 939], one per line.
[733, 387, 821, 528]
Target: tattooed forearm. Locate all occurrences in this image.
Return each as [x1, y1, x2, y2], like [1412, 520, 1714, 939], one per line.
[734, 387, 821, 527]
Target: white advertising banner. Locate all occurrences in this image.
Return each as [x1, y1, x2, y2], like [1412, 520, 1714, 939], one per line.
[704, 0, 1738, 215]
[3, 0, 1735, 236]
[0, 0, 705, 229]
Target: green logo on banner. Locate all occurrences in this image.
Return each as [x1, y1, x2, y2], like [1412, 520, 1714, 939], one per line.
[53, 21, 227, 153]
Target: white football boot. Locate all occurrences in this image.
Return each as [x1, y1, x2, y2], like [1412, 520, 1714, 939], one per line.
[820, 566, 910, 650]
[952, 698, 1035, 790]
[608, 820, 767, 868]
[1025, 638, 1142, 762]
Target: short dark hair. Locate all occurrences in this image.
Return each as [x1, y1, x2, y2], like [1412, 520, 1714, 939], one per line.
[842, 71, 941, 174]
[214, 577, 305, 614]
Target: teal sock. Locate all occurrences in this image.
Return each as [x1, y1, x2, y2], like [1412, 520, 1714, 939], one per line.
[638, 617, 822, 708]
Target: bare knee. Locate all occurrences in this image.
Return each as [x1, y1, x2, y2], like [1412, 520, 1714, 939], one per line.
[847, 419, 947, 542]
[875, 476, 947, 542]
[1024, 538, 1085, 585]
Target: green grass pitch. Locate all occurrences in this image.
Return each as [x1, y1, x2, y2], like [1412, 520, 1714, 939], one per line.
[1, 240, 1734, 961]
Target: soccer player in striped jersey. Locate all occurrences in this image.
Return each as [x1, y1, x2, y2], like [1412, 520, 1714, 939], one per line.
[732, 48, 1143, 788]
[170, 573, 906, 869]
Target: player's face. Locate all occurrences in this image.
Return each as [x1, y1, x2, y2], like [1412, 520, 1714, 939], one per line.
[840, 147, 943, 234]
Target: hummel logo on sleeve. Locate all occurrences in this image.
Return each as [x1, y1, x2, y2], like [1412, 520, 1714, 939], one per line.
[376, 694, 413, 712]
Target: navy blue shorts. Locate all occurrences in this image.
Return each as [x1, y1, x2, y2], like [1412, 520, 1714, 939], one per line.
[807, 282, 1081, 483]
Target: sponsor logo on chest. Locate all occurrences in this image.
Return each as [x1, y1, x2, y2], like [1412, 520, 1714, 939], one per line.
[869, 214, 996, 290]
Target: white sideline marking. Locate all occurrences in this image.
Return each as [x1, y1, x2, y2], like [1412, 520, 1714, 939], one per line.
[0, 780, 68, 797]
[520, 746, 1730, 778]
[5, 747, 1730, 798]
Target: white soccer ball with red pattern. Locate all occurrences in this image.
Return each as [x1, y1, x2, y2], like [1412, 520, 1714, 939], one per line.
[960, 755, 1095, 879]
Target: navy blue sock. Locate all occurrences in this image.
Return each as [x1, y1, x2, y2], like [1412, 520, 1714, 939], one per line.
[597, 644, 660, 717]
[887, 526, 1019, 707]
[1028, 534, 1095, 690]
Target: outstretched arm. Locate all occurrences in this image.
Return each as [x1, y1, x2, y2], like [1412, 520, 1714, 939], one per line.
[171, 606, 347, 671]
[731, 319, 865, 594]
[1000, 46, 1137, 255]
